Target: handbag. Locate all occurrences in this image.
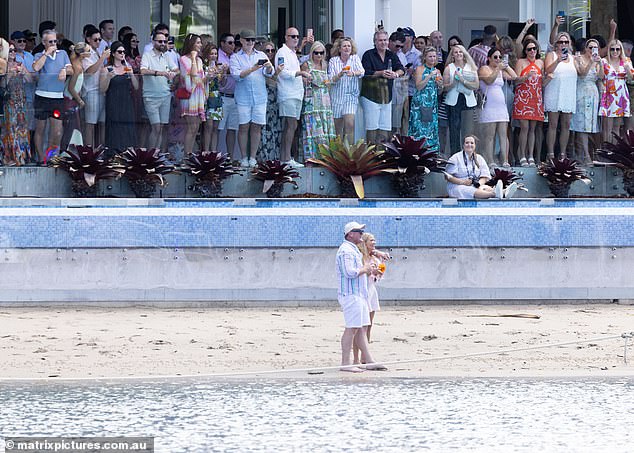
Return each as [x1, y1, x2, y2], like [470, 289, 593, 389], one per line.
[175, 86, 192, 100]
[476, 88, 488, 109]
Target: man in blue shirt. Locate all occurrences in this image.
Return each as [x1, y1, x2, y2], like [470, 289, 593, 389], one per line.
[230, 29, 274, 167]
[32, 29, 72, 164]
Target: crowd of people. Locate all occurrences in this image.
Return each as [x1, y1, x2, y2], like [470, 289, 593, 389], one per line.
[0, 15, 633, 170]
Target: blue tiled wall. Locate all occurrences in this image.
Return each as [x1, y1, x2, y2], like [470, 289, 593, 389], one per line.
[0, 200, 633, 248]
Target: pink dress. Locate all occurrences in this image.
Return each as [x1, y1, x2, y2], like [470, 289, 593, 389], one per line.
[599, 59, 631, 118]
[479, 71, 509, 123]
[179, 55, 207, 120]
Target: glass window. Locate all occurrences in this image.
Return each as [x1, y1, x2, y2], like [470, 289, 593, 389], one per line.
[170, 0, 218, 45]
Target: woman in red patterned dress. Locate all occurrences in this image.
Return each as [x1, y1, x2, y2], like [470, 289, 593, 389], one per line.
[512, 38, 544, 167]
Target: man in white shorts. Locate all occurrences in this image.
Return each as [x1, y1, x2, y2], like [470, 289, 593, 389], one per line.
[275, 27, 311, 168]
[360, 30, 404, 145]
[140, 32, 178, 150]
[230, 29, 274, 167]
[335, 221, 387, 373]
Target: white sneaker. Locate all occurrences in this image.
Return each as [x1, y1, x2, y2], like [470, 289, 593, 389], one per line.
[494, 180, 503, 199]
[504, 182, 518, 199]
[249, 157, 257, 167]
[239, 158, 249, 167]
[286, 158, 304, 169]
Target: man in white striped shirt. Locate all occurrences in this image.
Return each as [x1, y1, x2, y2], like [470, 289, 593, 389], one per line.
[336, 222, 386, 372]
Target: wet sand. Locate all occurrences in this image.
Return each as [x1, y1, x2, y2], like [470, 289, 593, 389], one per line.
[1, 304, 633, 380]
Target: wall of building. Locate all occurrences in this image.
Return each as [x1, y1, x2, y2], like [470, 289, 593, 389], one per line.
[440, 0, 520, 46]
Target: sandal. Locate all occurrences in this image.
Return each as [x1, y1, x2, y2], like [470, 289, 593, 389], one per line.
[502, 162, 511, 168]
[519, 157, 529, 167]
[528, 158, 536, 167]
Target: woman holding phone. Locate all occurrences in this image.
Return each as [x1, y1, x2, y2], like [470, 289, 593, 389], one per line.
[544, 32, 577, 160]
[2, 42, 31, 165]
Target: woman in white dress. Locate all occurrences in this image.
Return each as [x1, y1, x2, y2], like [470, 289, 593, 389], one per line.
[445, 135, 497, 199]
[544, 32, 578, 159]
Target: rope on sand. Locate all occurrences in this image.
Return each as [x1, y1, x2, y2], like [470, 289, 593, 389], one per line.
[1, 332, 632, 382]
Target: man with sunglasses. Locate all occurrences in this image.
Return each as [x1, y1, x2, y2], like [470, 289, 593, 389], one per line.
[275, 27, 312, 168]
[32, 29, 73, 164]
[11, 30, 36, 134]
[82, 26, 110, 146]
[217, 33, 239, 158]
[140, 31, 179, 150]
[336, 221, 386, 373]
[22, 30, 37, 53]
[388, 31, 408, 135]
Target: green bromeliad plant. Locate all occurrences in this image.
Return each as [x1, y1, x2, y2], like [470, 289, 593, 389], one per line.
[307, 137, 389, 198]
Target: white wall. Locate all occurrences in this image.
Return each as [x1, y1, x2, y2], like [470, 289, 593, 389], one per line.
[440, 0, 520, 45]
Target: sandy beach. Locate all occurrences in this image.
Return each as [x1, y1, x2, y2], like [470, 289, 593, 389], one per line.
[1, 304, 633, 380]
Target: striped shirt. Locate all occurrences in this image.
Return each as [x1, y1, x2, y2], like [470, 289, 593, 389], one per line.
[336, 240, 368, 298]
[328, 55, 364, 101]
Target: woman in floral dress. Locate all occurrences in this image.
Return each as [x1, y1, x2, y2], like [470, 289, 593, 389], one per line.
[300, 41, 335, 160]
[409, 47, 443, 150]
[202, 43, 224, 151]
[257, 42, 283, 161]
[599, 39, 633, 144]
[2, 43, 31, 165]
[180, 34, 207, 156]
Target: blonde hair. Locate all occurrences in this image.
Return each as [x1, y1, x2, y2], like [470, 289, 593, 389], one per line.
[447, 44, 477, 72]
[607, 39, 626, 64]
[331, 37, 357, 57]
[357, 232, 375, 264]
[0, 38, 9, 60]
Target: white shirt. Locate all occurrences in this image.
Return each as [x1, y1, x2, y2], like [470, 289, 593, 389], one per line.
[275, 44, 304, 101]
[81, 48, 102, 94]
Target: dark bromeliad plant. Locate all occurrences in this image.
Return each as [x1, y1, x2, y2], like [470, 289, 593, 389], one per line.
[182, 151, 242, 197]
[596, 130, 634, 196]
[48, 144, 119, 197]
[113, 147, 175, 198]
[307, 137, 389, 198]
[486, 167, 528, 194]
[538, 158, 591, 198]
[381, 135, 447, 197]
[251, 160, 300, 198]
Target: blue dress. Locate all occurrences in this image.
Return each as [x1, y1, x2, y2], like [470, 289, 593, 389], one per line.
[408, 65, 439, 150]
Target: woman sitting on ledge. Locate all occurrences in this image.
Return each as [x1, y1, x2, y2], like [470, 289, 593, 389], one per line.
[444, 135, 516, 199]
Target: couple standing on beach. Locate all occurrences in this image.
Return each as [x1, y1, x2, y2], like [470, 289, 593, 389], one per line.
[335, 221, 389, 373]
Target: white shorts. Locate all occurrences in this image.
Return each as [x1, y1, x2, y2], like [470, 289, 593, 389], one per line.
[237, 103, 266, 125]
[332, 95, 359, 118]
[219, 96, 239, 130]
[338, 294, 370, 328]
[360, 96, 391, 131]
[83, 90, 105, 124]
[278, 98, 302, 119]
[143, 96, 172, 125]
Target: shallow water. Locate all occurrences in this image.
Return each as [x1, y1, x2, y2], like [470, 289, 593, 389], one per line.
[1, 378, 632, 452]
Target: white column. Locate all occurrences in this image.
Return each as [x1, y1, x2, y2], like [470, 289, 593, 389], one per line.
[343, 0, 377, 53]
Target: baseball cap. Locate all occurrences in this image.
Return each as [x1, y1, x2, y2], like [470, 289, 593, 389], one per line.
[399, 27, 416, 38]
[10, 31, 26, 40]
[344, 221, 366, 235]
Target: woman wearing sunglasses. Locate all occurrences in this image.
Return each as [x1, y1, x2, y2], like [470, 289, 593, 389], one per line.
[571, 39, 602, 165]
[300, 41, 335, 160]
[477, 47, 517, 167]
[544, 32, 577, 160]
[598, 39, 633, 145]
[512, 38, 544, 167]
